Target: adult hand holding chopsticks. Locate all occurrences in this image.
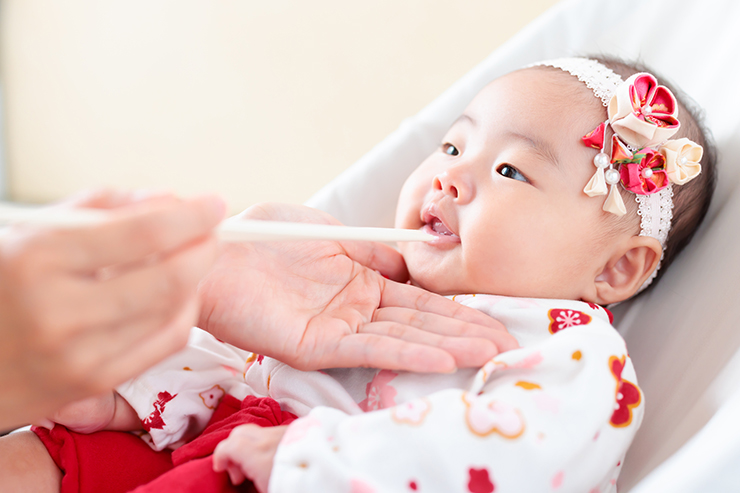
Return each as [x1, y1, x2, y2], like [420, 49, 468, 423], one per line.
[0, 190, 226, 430]
[199, 202, 517, 373]
[0, 192, 516, 431]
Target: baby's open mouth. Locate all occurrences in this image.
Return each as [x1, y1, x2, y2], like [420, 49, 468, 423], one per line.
[429, 217, 456, 236]
[422, 214, 461, 243]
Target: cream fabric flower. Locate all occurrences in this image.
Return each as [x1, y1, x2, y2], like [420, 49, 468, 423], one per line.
[660, 138, 702, 185]
[608, 73, 680, 148]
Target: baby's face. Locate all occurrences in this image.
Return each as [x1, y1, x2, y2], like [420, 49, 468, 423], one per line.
[396, 68, 634, 300]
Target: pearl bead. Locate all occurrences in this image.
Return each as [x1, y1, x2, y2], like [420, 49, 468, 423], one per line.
[642, 105, 653, 115]
[593, 152, 610, 169]
[642, 168, 653, 179]
[605, 169, 620, 185]
[679, 156, 688, 166]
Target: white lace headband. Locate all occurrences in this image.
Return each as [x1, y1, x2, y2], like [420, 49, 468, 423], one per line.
[532, 58, 703, 289]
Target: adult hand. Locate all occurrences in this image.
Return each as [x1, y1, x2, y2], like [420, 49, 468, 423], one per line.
[198, 203, 517, 373]
[0, 190, 225, 429]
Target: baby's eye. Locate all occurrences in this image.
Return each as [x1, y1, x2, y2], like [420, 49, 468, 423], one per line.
[442, 143, 459, 156]
[496, 164, 528, 183]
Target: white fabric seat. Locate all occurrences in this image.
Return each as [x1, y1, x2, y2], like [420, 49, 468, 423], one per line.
[306, 0, 740, 490]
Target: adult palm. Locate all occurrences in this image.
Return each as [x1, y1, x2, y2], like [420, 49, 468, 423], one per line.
[198, 203, 516, 373]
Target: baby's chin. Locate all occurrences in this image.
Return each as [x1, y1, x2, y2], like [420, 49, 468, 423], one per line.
[407, 264, 550, 299]
[402, 254, 472, 296]
[406, 271, 462, 297]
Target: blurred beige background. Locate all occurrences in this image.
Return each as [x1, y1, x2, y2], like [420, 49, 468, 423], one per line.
[0, 0, 559, 214]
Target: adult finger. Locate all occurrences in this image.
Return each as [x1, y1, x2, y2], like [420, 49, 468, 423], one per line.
[56, 194, 225, 271]
[328, 331, 458, 373]
[47, 290, 199, 396]
[340, 241, 410, 283]
[28, 233, 217, 352]
[373, 307, 519, 352]
[56, 189, 177, 210]
[89, 294, 201, 393]
[359, 321, 500, 368]
[69, 234, 219, 332]
[379, 280, 511, 331]
[291, 319, 457, 372]
[239, 202, 341, 225]
[54, 300, 194, 395]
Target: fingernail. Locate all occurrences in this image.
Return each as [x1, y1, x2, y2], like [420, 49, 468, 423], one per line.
[199, 194, 228, 221]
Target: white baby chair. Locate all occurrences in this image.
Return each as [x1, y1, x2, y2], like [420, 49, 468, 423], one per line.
[305, 0, 740, 490]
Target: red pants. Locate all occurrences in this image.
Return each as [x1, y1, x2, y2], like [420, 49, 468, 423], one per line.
[33, 395, 297, 493]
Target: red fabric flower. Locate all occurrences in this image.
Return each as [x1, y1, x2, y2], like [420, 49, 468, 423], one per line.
[582, 122, 606, 150]
[619, 148, 668, 195]
[628, 74, 677, 124]
[608, 72, 680, 148]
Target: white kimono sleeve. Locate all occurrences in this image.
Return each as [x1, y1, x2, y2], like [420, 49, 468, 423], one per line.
[116, 327, 252, 450]
[269, 321, 642, 493]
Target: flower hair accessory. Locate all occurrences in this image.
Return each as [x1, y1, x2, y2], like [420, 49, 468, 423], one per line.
[532, 58, 703, 289]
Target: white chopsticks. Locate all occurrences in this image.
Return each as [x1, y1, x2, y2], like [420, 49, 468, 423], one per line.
[216, 218, 434, 242]
[0, 202, 434, 243]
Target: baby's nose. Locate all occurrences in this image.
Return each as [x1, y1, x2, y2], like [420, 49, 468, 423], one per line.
[433, 169, 474, 203]
[433, 174, 458, 198]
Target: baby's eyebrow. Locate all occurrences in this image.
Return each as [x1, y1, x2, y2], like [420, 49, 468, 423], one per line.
[451, 113, 476, 127]
[505, 131, 561, 169]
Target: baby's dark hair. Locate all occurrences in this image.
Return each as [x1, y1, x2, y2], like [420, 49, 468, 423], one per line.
[590, 56, 717, 291]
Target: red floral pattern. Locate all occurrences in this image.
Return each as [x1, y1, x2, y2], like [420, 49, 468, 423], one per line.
[608, 356, 641, 428]
[551, 470, 564, 489]
[142, 391, 177, 431]
[468, 467, 495, 493]
[548, 309, 592, 334]
[585, 302, 614, 323]
[359, 370, 398, 411]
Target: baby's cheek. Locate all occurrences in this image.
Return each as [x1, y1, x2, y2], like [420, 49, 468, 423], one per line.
[461, 236, 534, 296]
[399, 245, 425, 282]
[401, 248, 448, 293]
[395, 197, 422, 231]
[397, 242, 412, 263]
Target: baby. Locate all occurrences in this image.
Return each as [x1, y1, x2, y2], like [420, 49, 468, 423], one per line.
[7, 57, 717, 493]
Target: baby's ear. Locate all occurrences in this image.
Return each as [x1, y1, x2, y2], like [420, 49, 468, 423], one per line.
[593, 236, 662, 305]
